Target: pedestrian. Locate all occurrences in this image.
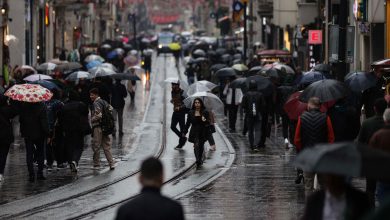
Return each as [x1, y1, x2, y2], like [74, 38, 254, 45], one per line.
[369, 108, 390, 205]
[294, 97, 335, 191]
[115, 157, 185, 220]
[89, 77, 111, 103]
[276, 84, 296, 149]
[241, 80, 266, 151]
[223, 77, 243, 132]
[126, 68, 137, 102]
[183, 98, 210, 168]
[89, 88, 116, 170]
[207, 110, 217, 151]
[0, 95, 17, 182]
[18, 102, 49, 182]
[44, 89, 63, 171]
[170, 81, 188, 149]
[301, 173, 370, 220]
[358, 98, 387, 206]
[110, 79, 127, 136]
[58, 91, 90, 173]
[184, 64, 195, 85]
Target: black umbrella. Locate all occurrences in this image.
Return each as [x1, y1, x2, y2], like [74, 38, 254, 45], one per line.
[220, 54, 231, 62]
[215, 67, 236, 78]
[313, 63, 331, 72]
[233, 53, 242, 60]
[210, 64, 227, 73]
[248, 66, 262, 76]
[229, 77, 247, 89]
[299, 71, 328, 85]
[264, 68, 280, 79]
[110, 73, 141, 81]
[216, 48, 227, 55]
[192, 49, 206, 58]
[232, 59, 242, 65]
[299, 79, 349, 103]
[193, 57, 208, 64]
[344, 71, 378, 93]
[246, 75, 274, 96]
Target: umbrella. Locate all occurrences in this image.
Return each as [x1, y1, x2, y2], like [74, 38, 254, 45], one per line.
[187, 83, 212, 96]
[294, 142, 390, 181]
[184, 91, 224, 112]
[257, 49, 290, 57]
[89, 67, 116, 78]
[30, 80, 60, 91]
[65, 71, 92, 81]
[283, 91, 332, 120]
[143, 49, 153, 56]
[110, 73, 141, 81]
[168, 43, 181, 51]
[197, 80, 218, 90]
[246, 75, 274, 96]
[86, 60, 103, 70]
[232, 64, 248, 72]
[36, 62, 57, 71]
[124, 55, 139, 66]
[371, 58, 390, 68]
[5, 84, 53, 102]
[106, 50, 120, 59]
[114, 48, 125, 55]
[220, 54, 231, 62]
[15, 65, 37, 75]
[192, 49, 206, 58]
[24, 74, 53, 82]
[100, 44, 112, 49]
[210, 64, 227, 73]
[84, 54, 105, 63]
[344, 71, 378, 93]
[313, 63, 331, 73]
[248, 66, 262, 76]
[100, 63, 118, 71]
[263, 68, 281, 79]
[215, 67, 236, 78]
[49, 58, 68, 65]
[233, 54, 242, 60]
[126, 66, 145, 75]
[159, 77, 188, 91]
[232, 59, 242, 65]
[273, 63, 295, 74]
[229, 77, 247, 89]
[55, 62, 82, 72]
[193, 57, 208, 64]
[216, 48, 227, 55]
[299, 71, 328, 85]
[299, 79, 349, 103]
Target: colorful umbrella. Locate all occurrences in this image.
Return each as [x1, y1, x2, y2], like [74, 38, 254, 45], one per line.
[86, 60, 103, 70]
[5, 84, 53, 102]
[283, 91, 331, 120]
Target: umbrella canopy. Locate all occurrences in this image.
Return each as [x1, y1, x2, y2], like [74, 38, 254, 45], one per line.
[344, 71, 378, 93]
[24, 74, 53, 82]
[299, 71, 328, 85]
[232, 64, 248, 72]
[294, 142, 390, 181]
[65, 71, 92, 81]
[15, 65, 37, 75]
[192, 49, 206, 58]
[215, 67, 236, 78]
[159, 77, 188, 91]
[89, 67, 116, 78]
[283, 91, 332, 120]
[229, 77, 247, 89]
[257, 49, 291, 57]
[84, 54, 105, 63]
[187, 83, 214, 96]
[197, 80, 218, 90]
[100, 44, 112, 49]
[168, 43, 181, 51]
[5, 84, 53, 102]
[30, 80, 60, 91]
[100, 63, 118, 72]
[114, 48, 125, 55]
[55, 62, 82, 72]
[49, 59, 68, 65]
[246, 75, 274, 96]
[273, 63, 295, 74]
[106, 50, 120, 59]
[220, 54, 231, 62]
[299, 79, 349, 103]
[124, 55, 139, 66]
[125, 66, 145, 75]
[110, 73, 141, 81]
[263, 68, 281, 79]
[184, 91, 224, 111]
[86, 60, 103, 70]
[210, 64, 227, 73]
[216, 48, 227, 55]
[36, 62, 57, 71]
[233, 53, 242, 60]
[248, 66, 262, 76]
[371, 58, 390, 68]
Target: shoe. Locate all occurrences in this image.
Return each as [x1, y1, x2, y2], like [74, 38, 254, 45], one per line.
[28, 174, 35, 182]
[109, 164, 116, 170]
[47, 165, 53, 172]
[70, 161, 78, 173]
[92, 165, 101, 170]
[37, 173, 46, 180]
[295, 174, 304, 184]
[174, 143, 184, 150]
[251, 147, 259, 152]
[284, 138, 289, 149]
[209, 145, 216, 151]
[0, 174, 4, 182]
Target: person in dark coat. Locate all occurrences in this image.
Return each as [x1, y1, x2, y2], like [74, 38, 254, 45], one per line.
[18, 102, 49, 182]
[302, 174, 371, 220]
[89, 77, 111, 103]
[241, 80, 266, 151]
[358, 98, 387, 206]
[110, 79, 127, 136]
[0, 95, 17, 182]
[115, 157, 184, 220]
[171, 82, 188, 149]
[58, 91, 89, 173]
[294, 97, 335, 191]
[184, 98, 210, 168]
[276, 84, 296, 149]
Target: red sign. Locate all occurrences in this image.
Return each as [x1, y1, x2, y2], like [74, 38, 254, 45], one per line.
[308, 30, 322, 44]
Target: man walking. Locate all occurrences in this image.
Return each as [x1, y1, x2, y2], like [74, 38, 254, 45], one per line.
[171, 81, 188, 149]
[110, 79, 127, 136]
[223, 77, 243, 132]
[115, 157, 184, 220]
[90, 88, 115, 170]
[294, 97, 335, 191]
[241, 80, 265, 151]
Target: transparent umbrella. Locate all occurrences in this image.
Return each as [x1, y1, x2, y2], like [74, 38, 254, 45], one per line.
[159, 77, 189, 91]
[184, 91, 224, 112]
[84, 54, 105, 63]
[65, 71, 92, 81]
[36, 62, 57, 71]
[89, 67, 116, 78]
[187, 83, 211, 96]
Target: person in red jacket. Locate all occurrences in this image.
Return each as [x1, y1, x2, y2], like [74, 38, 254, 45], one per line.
[294, 97, 335, 191]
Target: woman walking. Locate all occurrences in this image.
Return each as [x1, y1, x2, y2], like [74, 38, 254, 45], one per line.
[184, 98, 210, 168]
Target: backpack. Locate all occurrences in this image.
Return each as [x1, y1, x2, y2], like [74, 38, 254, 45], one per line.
[100, 101, 115, 136]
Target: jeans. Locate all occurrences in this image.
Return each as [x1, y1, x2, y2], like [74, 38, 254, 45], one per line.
[246, 116, 262, 148]
[171, 111, 186, 138]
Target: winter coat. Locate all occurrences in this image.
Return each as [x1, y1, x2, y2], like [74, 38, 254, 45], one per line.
[58, 100, 89, 134]
[358, 115, 384, 144]
[184, 109, 210, 143]
[171, 89, 187, 112]
[241, 90, 265, 119]
[19, 102, 49, 140]
[110, 82, 127, 109]
[328, 104, 360, 142]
